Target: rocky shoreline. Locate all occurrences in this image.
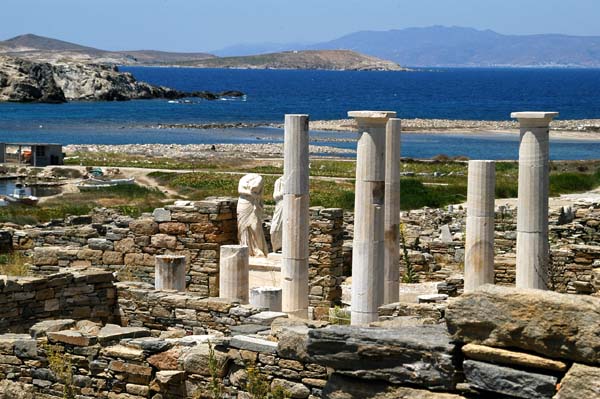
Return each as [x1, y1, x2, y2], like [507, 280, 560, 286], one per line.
[65, 143, 355, 159]
[0, 56, 244, 103]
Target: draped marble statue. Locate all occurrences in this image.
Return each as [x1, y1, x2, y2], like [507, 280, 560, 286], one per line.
[270, 176, 285, 253]
[237, 173, 269, 257]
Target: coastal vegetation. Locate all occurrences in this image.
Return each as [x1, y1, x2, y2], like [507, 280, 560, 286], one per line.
[147, 159, 600, 211]
[2, 158, 600, 226]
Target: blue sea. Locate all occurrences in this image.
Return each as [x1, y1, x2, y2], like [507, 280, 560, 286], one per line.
[2, 67, 600, 159]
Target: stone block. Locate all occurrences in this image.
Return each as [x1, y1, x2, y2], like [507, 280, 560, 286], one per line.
[101, 345, 145, 361]
[33, 246, 59, 266]
[159, 222, 187, 235]
[271, 378, 310, 399]
[555, 363, 600, 399]
[247, 311, 288, 326]
[153, 208, 172, 222]
[103, 251, 124, 265]
[108, 360, 153, 384]
[115, 237, 136, 253]
[182, 344, 229, 376]
[307, 325, 459, 390]
[129, 219, 159, 235]
[30, 319, 76, 338]
[277, 325, 309, 361]
[88, 238, 114, 251]
[322, 373, 466, 399]
[463, 360, 557, 399]
[98, 324, 150, 344]
[462, 343, 567, 372]
[151, 234, 177, 249]
[230, 335, 278, 354]
[47, 330, 97, 346]
[446, 285, 600, 364]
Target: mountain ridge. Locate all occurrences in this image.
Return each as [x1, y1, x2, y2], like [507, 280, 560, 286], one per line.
[210, 26, 600, 67]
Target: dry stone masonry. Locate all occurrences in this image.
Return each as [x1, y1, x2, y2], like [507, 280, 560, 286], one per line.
[0, 271, 598, 398]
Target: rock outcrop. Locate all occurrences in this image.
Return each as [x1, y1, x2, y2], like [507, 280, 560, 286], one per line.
[0, 56, 243, 103]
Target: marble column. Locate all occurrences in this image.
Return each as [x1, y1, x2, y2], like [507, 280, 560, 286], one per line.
[219, 245, 249, 303]
[155, 255, 186, 292]
[464, 160, 496, 292]
[281, 114, 310, 317]
[349, 110, 397, 325]
[384, 118, 402, 304]
[511, 111, 558, 289]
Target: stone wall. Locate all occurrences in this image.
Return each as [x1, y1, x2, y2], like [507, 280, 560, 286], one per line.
[1, 284, 599, 398]
[10, 199, 347, 307]
[0, 270, 115, 333]
[23, 198, 238, 297]
[308, 207, 344, 319]
[115, 281, 264, 335]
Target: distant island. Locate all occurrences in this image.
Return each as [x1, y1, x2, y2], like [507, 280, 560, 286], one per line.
[0, 34, 406, 71]
[179, 49, 406, 71]
[214, 26, 600, 68]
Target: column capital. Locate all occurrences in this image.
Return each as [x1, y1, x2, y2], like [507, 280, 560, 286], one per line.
[511, 111, 559, 128]
[348, 110, 397, 126]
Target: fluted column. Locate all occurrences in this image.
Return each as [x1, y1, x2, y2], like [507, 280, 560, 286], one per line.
[281, 114, 310, 318]
[219, 245, 249, 303]
[155, 255, 186, 292]
[464, 160, 496, 292]
[384, 118, 402, 304]
[511, 111, 558, 289]
[349, 110, 397, 325]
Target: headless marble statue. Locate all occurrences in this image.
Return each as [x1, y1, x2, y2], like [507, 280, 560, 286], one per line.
[237, 173, 269, 257]
[270, 177, 284, 253]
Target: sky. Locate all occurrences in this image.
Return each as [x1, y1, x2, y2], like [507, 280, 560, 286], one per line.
[1, 0, 599, 52]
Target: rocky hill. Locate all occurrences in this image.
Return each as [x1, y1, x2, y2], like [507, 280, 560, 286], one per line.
[186, 50, 407, 71]
[0, 34, 407, 71]
[0, 56, 242, 103]
[0, 34, 216, 65]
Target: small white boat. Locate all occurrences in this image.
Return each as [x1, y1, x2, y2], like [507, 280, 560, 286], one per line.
[77, 177, 136, 191]
[6, 184, 39, 206]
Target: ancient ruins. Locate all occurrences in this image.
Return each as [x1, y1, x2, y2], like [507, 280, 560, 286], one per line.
[1, 111, 599, 398]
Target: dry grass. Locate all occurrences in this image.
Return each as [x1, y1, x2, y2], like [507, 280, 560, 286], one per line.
[0, 252, 30, 276]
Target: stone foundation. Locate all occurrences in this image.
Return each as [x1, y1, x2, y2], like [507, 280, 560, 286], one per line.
[1, 280, 599, 398]
[0, 270, 115, 333]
